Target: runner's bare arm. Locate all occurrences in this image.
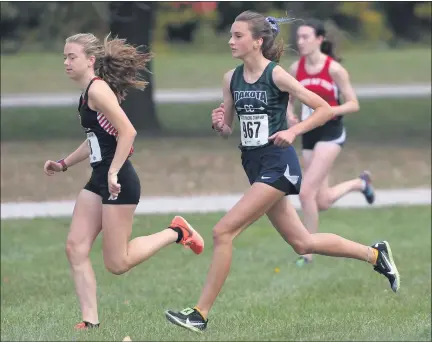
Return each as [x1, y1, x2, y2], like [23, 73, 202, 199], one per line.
[218, 69, 236, 138]
[273, 65, 333, 135]
[89, 81, 137, 176]
[286, 61, 299, 119]
[64, 140, 90, 167]
[329, 61, 360, 116]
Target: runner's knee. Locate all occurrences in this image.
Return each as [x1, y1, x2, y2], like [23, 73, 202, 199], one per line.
[65, 239, 91, 266]
[290, 235, 313, 255]
[212, 214, 244, 245]
[104, 257, 130, 275]
[299, 185, 318, 204]
[317, 194, 332, 211]
[212, 223, 235, 245]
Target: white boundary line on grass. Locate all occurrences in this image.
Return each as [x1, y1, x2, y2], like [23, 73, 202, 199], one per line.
[1, 84, 431, 108]
[1, 188, 430, 220]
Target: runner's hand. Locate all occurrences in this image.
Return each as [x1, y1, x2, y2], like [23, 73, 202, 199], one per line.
[211, 102, 225, 131]
[108, 172, 121, 200]
[44, 160, 63, 176]
[269, 129, 297, 148]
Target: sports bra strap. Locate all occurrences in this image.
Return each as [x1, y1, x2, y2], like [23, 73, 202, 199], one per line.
[79, 77, 102, 110]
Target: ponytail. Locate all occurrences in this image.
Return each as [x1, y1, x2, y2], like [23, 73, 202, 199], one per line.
[301, 19, 342, 62]
[320, 39, 341, 62]
[96, 34, 153, 100]
[263, 16, 296, 62]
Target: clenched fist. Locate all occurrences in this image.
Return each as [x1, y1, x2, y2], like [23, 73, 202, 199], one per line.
[44, 160, 64, 176]
[211, 102, 225, 131]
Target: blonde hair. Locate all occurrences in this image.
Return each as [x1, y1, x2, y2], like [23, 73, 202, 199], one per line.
[65, 33, 153, 99]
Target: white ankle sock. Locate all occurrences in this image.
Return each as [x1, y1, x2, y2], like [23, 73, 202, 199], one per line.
[360, 179, 367, 191]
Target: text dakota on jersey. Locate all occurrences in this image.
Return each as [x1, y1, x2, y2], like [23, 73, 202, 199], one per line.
[234, 91, 268, 105]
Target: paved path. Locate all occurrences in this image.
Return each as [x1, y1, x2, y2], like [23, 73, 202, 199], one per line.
[1, 84, 430, 108]
[1, 188, 430, 220]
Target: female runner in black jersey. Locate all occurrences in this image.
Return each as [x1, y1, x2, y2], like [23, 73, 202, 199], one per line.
[43, 33, 204, 329]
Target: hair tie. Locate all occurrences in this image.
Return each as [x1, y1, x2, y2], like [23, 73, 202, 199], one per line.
[266, 16, 297, 35]
[266, 17, 280, 34]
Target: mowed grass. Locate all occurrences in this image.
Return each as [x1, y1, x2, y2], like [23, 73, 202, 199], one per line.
[1, 207, 431, 341]
[1, 97, 431, 145]
[1, 48, 431, 93]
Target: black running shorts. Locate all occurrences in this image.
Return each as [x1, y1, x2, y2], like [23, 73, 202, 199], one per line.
[84, 159, 141, 205]
[241, 144, 302, 196]
[301, 119, 346, 150]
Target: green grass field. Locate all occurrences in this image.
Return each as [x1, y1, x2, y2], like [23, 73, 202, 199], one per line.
[1, 48, 431, 93]
[1, 207, 431, 341]
[1, 97, 430, 146]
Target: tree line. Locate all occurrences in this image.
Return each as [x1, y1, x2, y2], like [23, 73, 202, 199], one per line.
[2, 1, 430, 54]
[1, 1, 429, 133]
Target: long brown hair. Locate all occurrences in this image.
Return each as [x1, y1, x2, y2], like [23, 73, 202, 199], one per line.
[65, 33, 153, 99]
[235, 11, 294, 63]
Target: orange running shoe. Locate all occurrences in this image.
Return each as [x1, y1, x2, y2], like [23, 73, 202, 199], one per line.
[169, 216, 204, 255]
[74, 321, 100, 329]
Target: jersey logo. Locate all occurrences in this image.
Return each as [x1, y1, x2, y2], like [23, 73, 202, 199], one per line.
[236, 105, 265, 113]
[300, 78, 333, 91]
[234, 91, 268, 105]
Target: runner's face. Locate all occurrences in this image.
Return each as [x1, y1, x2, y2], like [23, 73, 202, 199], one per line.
[63, 43, 94, 80]
[296, 25, 322, 56]
[229, 21, 258, 59]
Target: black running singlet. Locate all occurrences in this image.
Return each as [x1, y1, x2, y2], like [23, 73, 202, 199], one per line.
[78, 77, 134, 168]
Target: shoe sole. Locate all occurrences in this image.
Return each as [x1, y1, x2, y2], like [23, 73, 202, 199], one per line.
[164, 311, 203, 333]
[382, 240, 400, 293]
[361, 171, 375, 205]
[174, 216, 204, 254]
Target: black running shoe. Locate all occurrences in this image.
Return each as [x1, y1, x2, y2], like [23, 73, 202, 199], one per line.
[360, 171, 375, 204]
[372, 241, 400, 293]
[165, 307, 207, 332]
[295, 256, 312, 267]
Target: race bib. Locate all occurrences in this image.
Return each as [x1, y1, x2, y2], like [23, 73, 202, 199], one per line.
[301, 104, 314, 121]
[240, 114, 269, 147]
[87, 132, 102, 163]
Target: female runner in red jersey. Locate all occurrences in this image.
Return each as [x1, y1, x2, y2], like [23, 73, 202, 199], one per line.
[288, 19, 375, 266]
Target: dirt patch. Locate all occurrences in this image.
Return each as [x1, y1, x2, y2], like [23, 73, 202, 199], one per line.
[1, 138, 430, 203]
